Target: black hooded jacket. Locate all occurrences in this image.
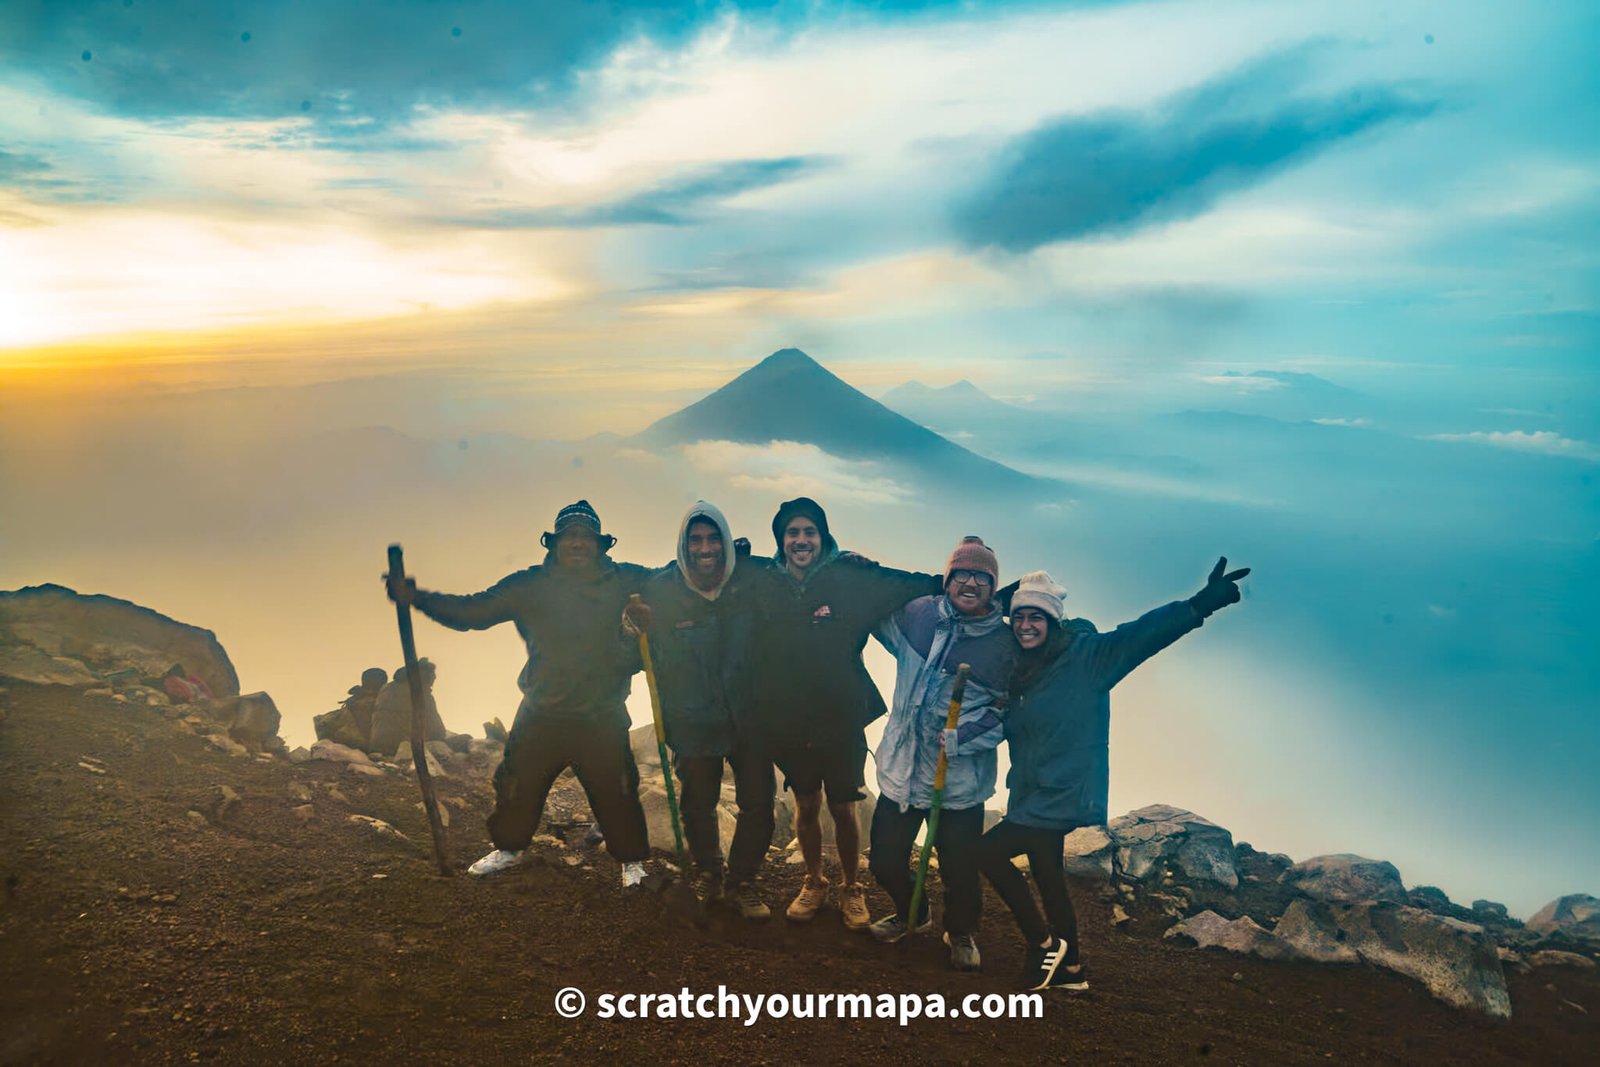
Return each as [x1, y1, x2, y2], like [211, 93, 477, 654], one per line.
[746, 497, 940, 750]
[412, 552, 655, 728]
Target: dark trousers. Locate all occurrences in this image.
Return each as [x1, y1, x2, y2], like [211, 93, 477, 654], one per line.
[868, 801, 984, 936]
[674, 746, 776, 887]
[488, 713, 649, 863]
[978, 819, 1079, 963]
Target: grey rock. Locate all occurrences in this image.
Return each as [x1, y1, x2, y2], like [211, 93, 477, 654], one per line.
[1528, 949, 1596, 970]
[1106, 805, 1239, 889]
[1275, 899, 1510, 1017]
[211, 692, 280, 748]
[1281, 854, 1406, 904]
[1166, 910, 1303, 961]
[0, 646, 99, 687]
[1062, 826, 1115, 879]
[0, 584, 239, 695]
[1471, 899, 1509, 920]
[204, 733, 249, 758]
[1527, 894, 1600, 946]
[308, 739, 373, 765]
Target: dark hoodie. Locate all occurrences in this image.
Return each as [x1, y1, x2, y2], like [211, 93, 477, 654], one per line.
[635, 501, 766, 757]
[747, 497, 941, 750]
[412, 549, 655, 728]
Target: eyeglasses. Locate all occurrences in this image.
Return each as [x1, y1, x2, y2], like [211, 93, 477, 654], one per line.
[948, 569, 994, 587]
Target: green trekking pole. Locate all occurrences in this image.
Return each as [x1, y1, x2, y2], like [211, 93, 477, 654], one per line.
[629, 596, 706, 922]
[907, 663, 970, 929]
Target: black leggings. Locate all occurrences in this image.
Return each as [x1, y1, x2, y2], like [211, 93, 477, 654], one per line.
[977, 819, 1079, 963]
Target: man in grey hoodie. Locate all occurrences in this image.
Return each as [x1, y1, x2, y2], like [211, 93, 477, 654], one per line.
[625, 502, 776, 919]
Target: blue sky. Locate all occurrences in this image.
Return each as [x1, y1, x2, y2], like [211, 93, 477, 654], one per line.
[1, 0, 1597, 916]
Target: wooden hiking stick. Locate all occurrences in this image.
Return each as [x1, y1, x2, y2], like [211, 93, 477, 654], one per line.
[387, 544, 451, 877]
[907, 663, 970, 929]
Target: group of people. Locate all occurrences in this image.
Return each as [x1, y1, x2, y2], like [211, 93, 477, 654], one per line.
[386, 497, 1249, 991]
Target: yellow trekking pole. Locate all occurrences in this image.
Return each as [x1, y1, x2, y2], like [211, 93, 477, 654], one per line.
[631, 595, 688, 865]
[907, 663, 970, 929]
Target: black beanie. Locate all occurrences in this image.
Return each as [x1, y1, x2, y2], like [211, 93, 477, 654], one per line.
[771, 497, 835, 556]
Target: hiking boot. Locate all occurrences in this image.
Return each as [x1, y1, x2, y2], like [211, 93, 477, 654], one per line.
[620, 861, 647, 888]
[868, 907, 934, 944]
[693, 869, 724, 905]
[729, 882, 771, 921]
[838, 883, 871, 930]
[1050, 962, 1090, 992]
[467, 848, 526, 878]
[786, 874, 830, 921]
[944, 931, 982, 972]
[1022, 936, 1069, 991]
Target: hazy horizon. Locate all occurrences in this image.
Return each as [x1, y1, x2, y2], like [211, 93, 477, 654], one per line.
[3, 1, 1596, 920]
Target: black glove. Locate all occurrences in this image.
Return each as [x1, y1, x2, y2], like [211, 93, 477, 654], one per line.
[1189, 557, 1250, 618]
[733, 536, 752, 559]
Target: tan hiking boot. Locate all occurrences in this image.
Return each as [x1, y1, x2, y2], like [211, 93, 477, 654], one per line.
[786, 874, 830, 921]
[838, 883, 871, 930]
[731, 882, 771, 921]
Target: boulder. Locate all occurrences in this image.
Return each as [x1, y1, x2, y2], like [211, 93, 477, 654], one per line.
[1471, 899, 1509, 921]
[1526, 894, 1600, 947]
[1281, 854, 1406, 904]
[1528, 949, 1596, 971]
[1165, 910, 1302, 961]
[208, 692, 280, 748]
[313, 704, 369, 749]
[1106, 805, 1239, 889]
[309, 739, 373, 766]
[1062, 826, 1115, 879]
[0, 584, 238, 696]
[0, 645, 99, 687]
[1275, 899, 1510, 1017]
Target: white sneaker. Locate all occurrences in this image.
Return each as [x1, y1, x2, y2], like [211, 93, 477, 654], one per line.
[467, 848, 526, 877]
[620, 861, 647, 888]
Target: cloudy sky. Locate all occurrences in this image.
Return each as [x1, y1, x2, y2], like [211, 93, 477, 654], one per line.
[2, 1, 1597, 916]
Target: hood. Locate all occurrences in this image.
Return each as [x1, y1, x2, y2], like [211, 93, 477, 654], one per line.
[677, 500, 735, 600]
[770, 496, 839, 578]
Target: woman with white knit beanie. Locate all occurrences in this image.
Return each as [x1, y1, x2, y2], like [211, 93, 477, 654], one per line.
[982, 559, 1250, 991]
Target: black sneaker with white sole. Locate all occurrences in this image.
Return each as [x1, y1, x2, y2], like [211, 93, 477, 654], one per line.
[1050, 961, 1089, 991]
[1022, 936, 1069, 990]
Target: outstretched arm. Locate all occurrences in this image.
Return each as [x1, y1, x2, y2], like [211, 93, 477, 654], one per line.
[387, 570, 532, 632]
[1087, 557, 1250, 689]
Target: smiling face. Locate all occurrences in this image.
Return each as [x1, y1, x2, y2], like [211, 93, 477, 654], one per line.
[555, 526, 600, 571]
[685, 518, 726, 588]
[783, 517, 822, 576]
[1012, 606, 1053, 650]
[946, 569, 995, 616]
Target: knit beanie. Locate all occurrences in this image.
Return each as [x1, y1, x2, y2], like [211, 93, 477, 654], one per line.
[1010, 570, 1067, 622]
[770, 497, 835, 556]
[541, 499, 617, 551]
[944, 535, 999, 585]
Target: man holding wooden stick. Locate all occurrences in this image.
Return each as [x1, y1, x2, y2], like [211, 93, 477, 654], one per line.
[386, 500, 654, 887]
[866, 536, 1015, 972]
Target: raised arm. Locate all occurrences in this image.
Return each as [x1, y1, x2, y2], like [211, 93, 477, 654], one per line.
[1084, 557, 1250, 689]
[402, 570, 537, 632]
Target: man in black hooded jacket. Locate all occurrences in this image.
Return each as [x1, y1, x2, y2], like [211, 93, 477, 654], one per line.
[746, 497, 940, 929]
[386, 499, 654, 887]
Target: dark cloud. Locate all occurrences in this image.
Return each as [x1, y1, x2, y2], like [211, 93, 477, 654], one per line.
[433, 155, 830, 229]
[0, 0, 718, 132]
[953, 49, 1438, 252]
[0, 1, 1033, 134]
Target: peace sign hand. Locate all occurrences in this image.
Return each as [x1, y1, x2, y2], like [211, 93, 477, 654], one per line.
[1191, 556, 1251, 618]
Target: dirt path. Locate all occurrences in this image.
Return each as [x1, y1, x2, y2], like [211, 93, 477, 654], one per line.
[1, 682, 1595, 1065]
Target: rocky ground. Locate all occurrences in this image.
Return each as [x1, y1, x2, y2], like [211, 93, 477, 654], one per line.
[2, 680, 1597, 1065]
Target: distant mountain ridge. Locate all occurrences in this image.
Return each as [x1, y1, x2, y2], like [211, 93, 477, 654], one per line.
[880, 377, 1048, 437]
[634, 349, 1041, 490]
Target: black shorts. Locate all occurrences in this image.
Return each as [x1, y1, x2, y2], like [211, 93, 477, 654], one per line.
[772, 734, 867, 804]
